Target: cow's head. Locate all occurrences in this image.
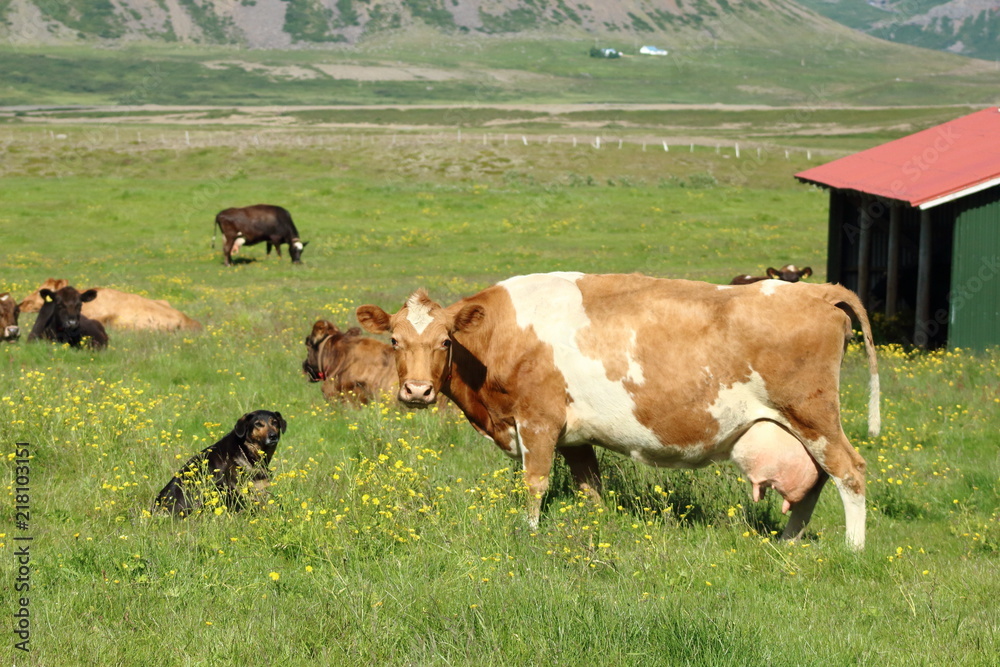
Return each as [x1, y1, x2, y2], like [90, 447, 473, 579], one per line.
[0, 293, 20, 342]
[302, 320, 358, 381]
[357, 290, 484, 408]
[766, 265, 813, 282]
[19, 278, 69, 313]
[290, 238, 309, 264]
[40, 286, 97, 332]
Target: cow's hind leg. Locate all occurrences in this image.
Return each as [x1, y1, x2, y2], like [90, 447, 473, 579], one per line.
[798, 429, 867, 550]
[781, 471, 829, 541]
[558, 444, 602, 503]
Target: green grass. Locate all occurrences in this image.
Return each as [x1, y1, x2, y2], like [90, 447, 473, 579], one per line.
[0, 126, 997, 665]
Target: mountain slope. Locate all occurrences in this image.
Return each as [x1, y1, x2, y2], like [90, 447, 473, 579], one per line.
[0, 0, 846, 48]
[796, 0, 1000, 60]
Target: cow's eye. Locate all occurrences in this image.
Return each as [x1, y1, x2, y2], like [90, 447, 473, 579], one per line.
[390, 338, 398, 348]
[441, 339, 451, 349]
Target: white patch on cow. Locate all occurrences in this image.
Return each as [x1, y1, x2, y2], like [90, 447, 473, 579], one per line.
[708, 369, 785, 445]
[405, 293, 434, 334]
[500, 272, 662, 455]
[293, 241, 304, 251]
[624, 330, 645, 385]
[513, 423, 530, 468]
[0, 294, 8, 301]
[716, 285, 734, 290]
[760, 279, 789, 296]
[834, 476, 866, 550]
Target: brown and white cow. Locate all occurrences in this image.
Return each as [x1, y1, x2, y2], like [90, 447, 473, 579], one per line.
[28, 285, 109, 349]
[1, 292, 20, 342]
[730, 264, 813, 285]
[302, 320, 397, 405]
[357, 272, 879, 549]
[20, 279, 201, 332]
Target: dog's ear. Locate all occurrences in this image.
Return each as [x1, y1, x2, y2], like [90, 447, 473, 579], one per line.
[234, 412, 256, 439]
[273, 411, 287, 434]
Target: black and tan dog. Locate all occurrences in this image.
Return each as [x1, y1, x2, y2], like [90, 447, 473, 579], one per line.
[153, 410, 286, 517]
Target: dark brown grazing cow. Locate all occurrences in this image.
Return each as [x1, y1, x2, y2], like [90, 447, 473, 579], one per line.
[302, 320, 397, 405]
[1, 292, 20, 342]
[20, 279, 201, 332]
[358, 272, 879, 549]
[153, 410, 286, 517]
[214, 204, 308, 266]
[28, 285, 108, 350]
[730, 264, 812, 285]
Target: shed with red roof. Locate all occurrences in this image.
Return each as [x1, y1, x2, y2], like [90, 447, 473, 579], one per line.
[796, 107, 1000, 349]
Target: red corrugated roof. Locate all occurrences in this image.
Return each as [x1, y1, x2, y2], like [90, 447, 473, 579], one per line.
[795, 107, 1000, 209]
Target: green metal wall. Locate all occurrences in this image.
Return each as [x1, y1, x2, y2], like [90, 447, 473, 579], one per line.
[948, 186, 1000, 350]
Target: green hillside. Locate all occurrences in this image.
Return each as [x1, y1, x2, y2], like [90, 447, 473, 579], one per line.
[1, 31, 997, 108]
[797, 0, 1000, 61]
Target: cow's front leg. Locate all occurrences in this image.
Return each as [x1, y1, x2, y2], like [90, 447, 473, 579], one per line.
[513, 421, 560, 529]
[558, 444, 602, 503]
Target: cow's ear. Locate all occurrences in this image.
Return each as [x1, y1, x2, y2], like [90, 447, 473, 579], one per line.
[273, 412, 287, 434]
[453, 304, 485, 334]
[766, 267, 780, 279]
[346, 327, 362, 337]
[302, 241, 309, 247]
[80, 289, 98, 303]
[40, 289, 55, 303]
[800, 267, 813, 279]
[356, 305, 391, 334]
[234, 412, 255, 438]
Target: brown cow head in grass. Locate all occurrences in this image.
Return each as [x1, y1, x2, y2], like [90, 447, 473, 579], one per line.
[0, 293, 20, 342]
[302, 320, 361, 382]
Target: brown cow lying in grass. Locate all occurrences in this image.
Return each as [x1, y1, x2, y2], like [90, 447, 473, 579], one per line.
[302, 320, 397, 405]
[20, 279, 201, 332]
[1, 293, 20, 342]
[730, 264, 813, 285]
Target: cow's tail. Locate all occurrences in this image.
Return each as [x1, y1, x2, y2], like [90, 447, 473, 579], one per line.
[825, 284, 880, 438]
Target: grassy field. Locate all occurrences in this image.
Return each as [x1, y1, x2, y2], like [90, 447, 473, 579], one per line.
[0, 123, 998, 665]
[1, 31, 998, 108]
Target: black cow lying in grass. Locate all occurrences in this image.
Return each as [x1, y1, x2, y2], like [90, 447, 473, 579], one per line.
[27, 285, 108, 349]
[153, 411, 286, 517]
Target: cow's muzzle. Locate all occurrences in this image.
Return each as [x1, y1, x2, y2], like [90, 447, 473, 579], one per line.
[3, 325, 19, 341]
[302, 360, 323, 382]
[398, 380, 436, 408]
